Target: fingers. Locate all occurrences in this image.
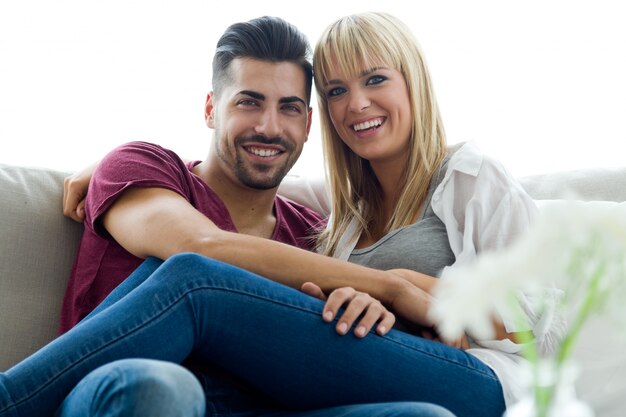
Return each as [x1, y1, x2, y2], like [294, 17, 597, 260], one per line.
[63, 176, 87, 222]
[440, 333, 470, 350]
[456, 335, 470, 350]
[300, 282, 327, 302]
[421, 327, 469, 350]
[76, 200, 86, 221]
[323, 287, 394, 338]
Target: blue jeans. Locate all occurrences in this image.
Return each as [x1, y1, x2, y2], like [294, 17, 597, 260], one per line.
[56, 359, 206, 417]
[0, 253, 503, 417]
[57, 359, 451, 417]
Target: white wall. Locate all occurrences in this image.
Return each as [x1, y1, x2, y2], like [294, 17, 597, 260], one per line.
[1, 0, 624, 177]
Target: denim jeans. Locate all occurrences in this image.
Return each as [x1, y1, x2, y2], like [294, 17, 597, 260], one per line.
[56, 358, 451, 417]
[0, 253, 504, 417]
[56, 359, 206, 417]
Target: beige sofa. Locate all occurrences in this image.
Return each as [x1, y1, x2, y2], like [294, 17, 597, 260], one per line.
[1, 162, 625, 416]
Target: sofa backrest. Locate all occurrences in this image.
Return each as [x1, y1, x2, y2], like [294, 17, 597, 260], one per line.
[519, 166, 626, 202]
[0, 164, 83, 370]
[1, 162, 626, 376]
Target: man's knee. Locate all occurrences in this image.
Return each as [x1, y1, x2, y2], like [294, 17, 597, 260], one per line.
[365, 402, 456, 417]
[58, 359, 205, 417]
[390, 402, 456, 417]
[321, 402, 456, 417]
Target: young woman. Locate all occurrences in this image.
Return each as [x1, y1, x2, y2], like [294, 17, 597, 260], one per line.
[0, 12, 563, 417]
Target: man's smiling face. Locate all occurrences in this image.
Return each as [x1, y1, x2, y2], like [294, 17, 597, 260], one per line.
[206, 58, 312, 190]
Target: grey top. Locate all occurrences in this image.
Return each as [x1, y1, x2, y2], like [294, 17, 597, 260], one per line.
[348, 156, 455, 278]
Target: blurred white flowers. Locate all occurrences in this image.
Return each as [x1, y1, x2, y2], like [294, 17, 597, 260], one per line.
[430, 200, 626, 415]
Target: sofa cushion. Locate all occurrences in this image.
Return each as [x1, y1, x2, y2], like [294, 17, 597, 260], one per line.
[520, 166, 626, 202]
[0, 164, 83, 371]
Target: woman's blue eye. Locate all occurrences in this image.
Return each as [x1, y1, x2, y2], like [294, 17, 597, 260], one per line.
[327, 87, 346, 97]
[366, 75, 386, 85]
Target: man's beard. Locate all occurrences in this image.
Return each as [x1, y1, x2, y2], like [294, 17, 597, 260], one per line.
[217, 134, 301, 190]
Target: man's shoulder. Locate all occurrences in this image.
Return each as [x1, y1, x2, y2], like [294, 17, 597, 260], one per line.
[87, 141, 197, 225]
[94, 141, 193, 185]
[104, 141, 184, 165]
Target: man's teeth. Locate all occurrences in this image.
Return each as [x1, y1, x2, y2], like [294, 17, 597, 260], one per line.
[353, 119, 382, 132]
[248, 147, 280, 157]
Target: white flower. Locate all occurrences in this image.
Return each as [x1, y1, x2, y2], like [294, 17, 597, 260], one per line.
[431, 200, 626, 355]
[432, 200, 626, 416]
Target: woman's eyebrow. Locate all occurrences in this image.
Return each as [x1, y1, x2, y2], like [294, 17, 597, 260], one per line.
[361, 66, 387, 76]
[323, 66, 389, 87]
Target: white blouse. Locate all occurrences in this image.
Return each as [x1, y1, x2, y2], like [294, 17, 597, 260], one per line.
[278, 141, 566, 406]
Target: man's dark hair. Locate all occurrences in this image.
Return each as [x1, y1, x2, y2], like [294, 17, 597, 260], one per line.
[212, 16, 313, 104]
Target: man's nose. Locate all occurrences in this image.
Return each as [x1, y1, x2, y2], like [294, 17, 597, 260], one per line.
[255, 108, 282, 137]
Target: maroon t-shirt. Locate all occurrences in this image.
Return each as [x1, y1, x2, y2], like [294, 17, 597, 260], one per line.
[59, 141, 324, 333]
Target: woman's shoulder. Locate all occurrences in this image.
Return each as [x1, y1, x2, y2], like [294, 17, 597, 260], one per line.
[434, 141, 525, 210]
[444, 141, 515, 185]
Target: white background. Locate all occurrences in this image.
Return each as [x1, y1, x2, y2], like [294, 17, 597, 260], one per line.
[1, 0, 624, 178]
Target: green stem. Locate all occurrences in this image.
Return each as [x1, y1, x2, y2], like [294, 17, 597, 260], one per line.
[506, 293, 552, 417]
[556, 263, 604, 366]
[524, 261, 605, 417]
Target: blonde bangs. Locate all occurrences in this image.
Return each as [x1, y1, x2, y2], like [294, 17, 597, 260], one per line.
[314, 14, 404, 95]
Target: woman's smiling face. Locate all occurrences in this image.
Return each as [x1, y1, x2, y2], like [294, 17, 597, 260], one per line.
[322, 61, 412, 166]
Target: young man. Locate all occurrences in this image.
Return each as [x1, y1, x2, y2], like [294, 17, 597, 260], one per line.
[50, 15, 453, 417]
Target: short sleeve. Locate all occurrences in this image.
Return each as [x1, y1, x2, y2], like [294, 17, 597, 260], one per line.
[85, 141, 191, 236]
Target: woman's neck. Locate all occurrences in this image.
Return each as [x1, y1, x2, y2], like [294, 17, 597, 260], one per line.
[369, 156, 407, 210]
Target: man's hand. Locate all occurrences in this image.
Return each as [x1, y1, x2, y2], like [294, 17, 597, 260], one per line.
[63, 162, 97, 222]
[301, 282, 395, 338]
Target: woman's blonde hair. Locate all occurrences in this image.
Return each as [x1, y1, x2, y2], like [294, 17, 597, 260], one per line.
[313, 12, 448, 256]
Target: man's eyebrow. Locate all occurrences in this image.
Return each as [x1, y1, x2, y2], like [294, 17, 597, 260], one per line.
[237, 90, 305, 106]
[279, 96, 306, 106]
[238, 90, 265, 100]
[324, 66, 388, 87]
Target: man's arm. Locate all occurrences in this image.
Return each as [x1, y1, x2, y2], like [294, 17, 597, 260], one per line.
[103, 186, 434, 329]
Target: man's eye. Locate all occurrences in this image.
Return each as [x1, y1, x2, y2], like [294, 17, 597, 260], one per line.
[327, 87, 346, 97]
[238, 99, 258, 106]
[282, 104, 301, 113]
[366, 75, 386, 85]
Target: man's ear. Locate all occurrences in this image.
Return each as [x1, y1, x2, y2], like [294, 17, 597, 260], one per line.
[205, 92, 215, 128]
[305, 107, 313, 142]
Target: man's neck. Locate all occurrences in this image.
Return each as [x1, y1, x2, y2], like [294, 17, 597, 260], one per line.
[192, 159, 279, 238]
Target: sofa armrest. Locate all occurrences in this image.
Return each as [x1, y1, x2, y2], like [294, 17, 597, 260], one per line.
[0, 164, 83, 371]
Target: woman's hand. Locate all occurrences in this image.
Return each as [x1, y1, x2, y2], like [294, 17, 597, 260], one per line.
[419, 326, 470, 350]
[301, 282, 395, 338]
[385, 272, 470, 349]
[63, 162, 97, 222]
